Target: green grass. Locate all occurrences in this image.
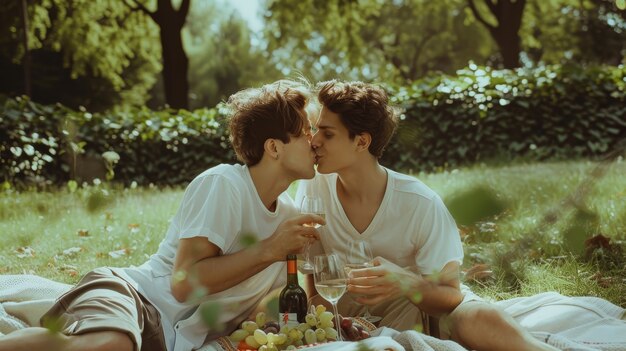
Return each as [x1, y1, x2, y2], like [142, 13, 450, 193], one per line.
[1, 159, 625, 307]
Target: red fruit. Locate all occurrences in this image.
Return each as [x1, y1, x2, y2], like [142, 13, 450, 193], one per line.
[346, 325, 360, 341]
[340, 317, 353, 329]
[237, 340, 257, 351]
[263, 326, 278, 334]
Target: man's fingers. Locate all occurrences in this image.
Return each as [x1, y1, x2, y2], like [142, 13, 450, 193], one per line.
[348, 266, 384, 278]
[348, 284, 387, 295]
[294, 213, 326, 226]
[300, 227, 320, 240]
[348, 275, 387, 286]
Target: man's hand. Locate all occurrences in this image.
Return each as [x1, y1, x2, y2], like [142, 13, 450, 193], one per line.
[347, 257, 413, 305]
[261, 214, 325, 261]
[348, 257, 463, 316]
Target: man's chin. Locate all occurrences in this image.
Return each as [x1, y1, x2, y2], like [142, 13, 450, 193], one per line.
[314, 164, 333, 174]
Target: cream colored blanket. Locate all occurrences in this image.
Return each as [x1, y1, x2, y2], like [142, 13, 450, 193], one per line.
[2, 275, 626, 350]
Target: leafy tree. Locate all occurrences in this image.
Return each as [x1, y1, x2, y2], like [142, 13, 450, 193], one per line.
[123, 0, 192, 109]
[520, 0, 626, 66]
[186, 3, 282, 109]
[466, 0, 527, 69]
[0, 0, 161, 110]
[263, 0, 493, 83]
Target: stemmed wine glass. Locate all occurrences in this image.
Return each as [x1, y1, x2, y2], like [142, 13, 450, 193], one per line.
[300, 195, 325, 272]
[313, 254, 347, 341]
[345, 240, 382, 324]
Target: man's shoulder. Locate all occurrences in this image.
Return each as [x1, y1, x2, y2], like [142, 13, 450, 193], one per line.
[188, 164, 247, 194]
[388, 169, 438, 201]
[195, 164, 245, 182]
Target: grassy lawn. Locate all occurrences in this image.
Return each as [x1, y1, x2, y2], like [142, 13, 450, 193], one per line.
[1, 159, 625, 307]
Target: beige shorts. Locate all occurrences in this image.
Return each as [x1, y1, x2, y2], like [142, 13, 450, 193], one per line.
[338, 293, 431, 333]
[41, 267, 166, 351]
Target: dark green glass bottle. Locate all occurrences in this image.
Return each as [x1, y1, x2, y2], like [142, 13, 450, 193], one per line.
[278, 254, 308, 328]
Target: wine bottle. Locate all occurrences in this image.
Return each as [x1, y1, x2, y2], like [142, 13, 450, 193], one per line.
[278, 254, 308, 329]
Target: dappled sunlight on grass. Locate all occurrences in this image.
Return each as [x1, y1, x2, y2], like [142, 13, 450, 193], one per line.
[0, 185, 183, 284]
[2, 160, 625, 303]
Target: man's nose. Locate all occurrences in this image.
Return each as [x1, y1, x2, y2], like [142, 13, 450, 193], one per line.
[310, 133, 321, 148]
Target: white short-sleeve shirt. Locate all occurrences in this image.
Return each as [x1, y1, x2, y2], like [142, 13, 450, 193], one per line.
[295, 169, 463, 275]
[114, 164, 298, 351]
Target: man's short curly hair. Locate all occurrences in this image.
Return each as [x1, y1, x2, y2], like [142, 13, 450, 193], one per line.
[317, 80, 399, 158]
[226, 80, 311, 166]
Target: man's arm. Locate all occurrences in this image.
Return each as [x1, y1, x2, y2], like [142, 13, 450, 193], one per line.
[171, 214, 325, 303]
[347, 257, 463, 317]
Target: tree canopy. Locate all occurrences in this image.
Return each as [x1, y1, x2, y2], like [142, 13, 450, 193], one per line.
[1, 0, 625, 110]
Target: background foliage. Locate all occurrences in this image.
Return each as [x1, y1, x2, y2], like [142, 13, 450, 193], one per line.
[2, 63, 624, 187]
[2, 0, 625, 111]
[382, 63, 626, 172]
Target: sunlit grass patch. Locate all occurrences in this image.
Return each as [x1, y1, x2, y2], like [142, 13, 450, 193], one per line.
[2, 159, 625, 306]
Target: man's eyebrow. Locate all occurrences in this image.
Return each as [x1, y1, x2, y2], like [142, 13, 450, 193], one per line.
[317, 125, 336, 130]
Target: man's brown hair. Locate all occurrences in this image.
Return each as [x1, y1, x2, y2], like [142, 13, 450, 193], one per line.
[227, 80, 310, 166]
[317, 80, 399, 158]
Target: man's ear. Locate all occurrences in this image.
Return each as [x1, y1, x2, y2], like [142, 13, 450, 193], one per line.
[264, 138, 282, 160]
[355, 132, 371, 152]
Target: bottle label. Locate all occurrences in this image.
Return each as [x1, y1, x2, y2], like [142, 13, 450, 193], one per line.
[278, 312, 299, 329]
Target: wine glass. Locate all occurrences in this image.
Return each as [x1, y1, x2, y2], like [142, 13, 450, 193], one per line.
[314, 254, 347, 341]
[300, 195, 325, 272]
[345, 240, 382, 324]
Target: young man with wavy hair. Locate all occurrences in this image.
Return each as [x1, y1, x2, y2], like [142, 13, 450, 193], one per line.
[0, 80, 324, 351]
[297, 80, 558, 351]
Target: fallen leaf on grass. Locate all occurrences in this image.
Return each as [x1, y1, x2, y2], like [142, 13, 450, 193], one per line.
[585, 234, 612, 252]
[464, 263, 493, 282]
[15, 246, 35, 258]
[59, 264, 79, 277]
[108, 248, 130, 258]
[62, 247, 83, 256]
[590, 271, 616, 288]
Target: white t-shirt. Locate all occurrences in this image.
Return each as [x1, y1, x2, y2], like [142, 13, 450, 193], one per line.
[295, 169, 463, 275]
[114, 164, 298, 351]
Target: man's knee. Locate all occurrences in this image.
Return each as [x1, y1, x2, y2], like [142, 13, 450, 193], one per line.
[448, 302, 509, 335]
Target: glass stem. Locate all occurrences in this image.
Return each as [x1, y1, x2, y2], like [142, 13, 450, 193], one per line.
[331, 302, 343, 341]
[304, 241, 311, 266]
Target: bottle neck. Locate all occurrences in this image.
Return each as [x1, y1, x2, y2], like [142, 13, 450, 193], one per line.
[287, 258, 298, 285]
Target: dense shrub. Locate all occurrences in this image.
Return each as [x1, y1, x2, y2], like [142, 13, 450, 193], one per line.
[381, 64, 626, 172]
[2, 64, 625, 187]
[0, 97, 235, 187]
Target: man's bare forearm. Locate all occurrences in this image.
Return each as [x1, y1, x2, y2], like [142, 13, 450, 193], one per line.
[408, 275, 463, 317]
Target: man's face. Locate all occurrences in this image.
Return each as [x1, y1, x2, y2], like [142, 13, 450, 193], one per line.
[310, 106, 359, 174]
[278, 114, 317, 180]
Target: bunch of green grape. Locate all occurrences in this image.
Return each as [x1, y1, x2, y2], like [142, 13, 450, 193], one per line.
[229, 305, 339, 350]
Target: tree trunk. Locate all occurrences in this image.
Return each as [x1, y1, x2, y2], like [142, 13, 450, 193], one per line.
[467, 0, 526, 69]
[491, 27, 522, 69]
[159, 20, 188, 109]
[126, 0, 191, 109]
[20, 0, 31, 96]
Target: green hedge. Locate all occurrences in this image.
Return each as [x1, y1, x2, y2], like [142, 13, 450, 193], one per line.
[2, 63, 625, 187]
[0, 97, 235, 187]
[381, 64, 626, 172]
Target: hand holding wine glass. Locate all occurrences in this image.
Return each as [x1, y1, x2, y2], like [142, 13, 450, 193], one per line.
[346, 240, 381, 324]
[313, 254, 347, 342]
[300, 195, 325, 272]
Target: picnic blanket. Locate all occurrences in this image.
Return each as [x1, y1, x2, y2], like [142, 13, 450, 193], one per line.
[2, 274, 626, 350]
[495, 292, 626, 351]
